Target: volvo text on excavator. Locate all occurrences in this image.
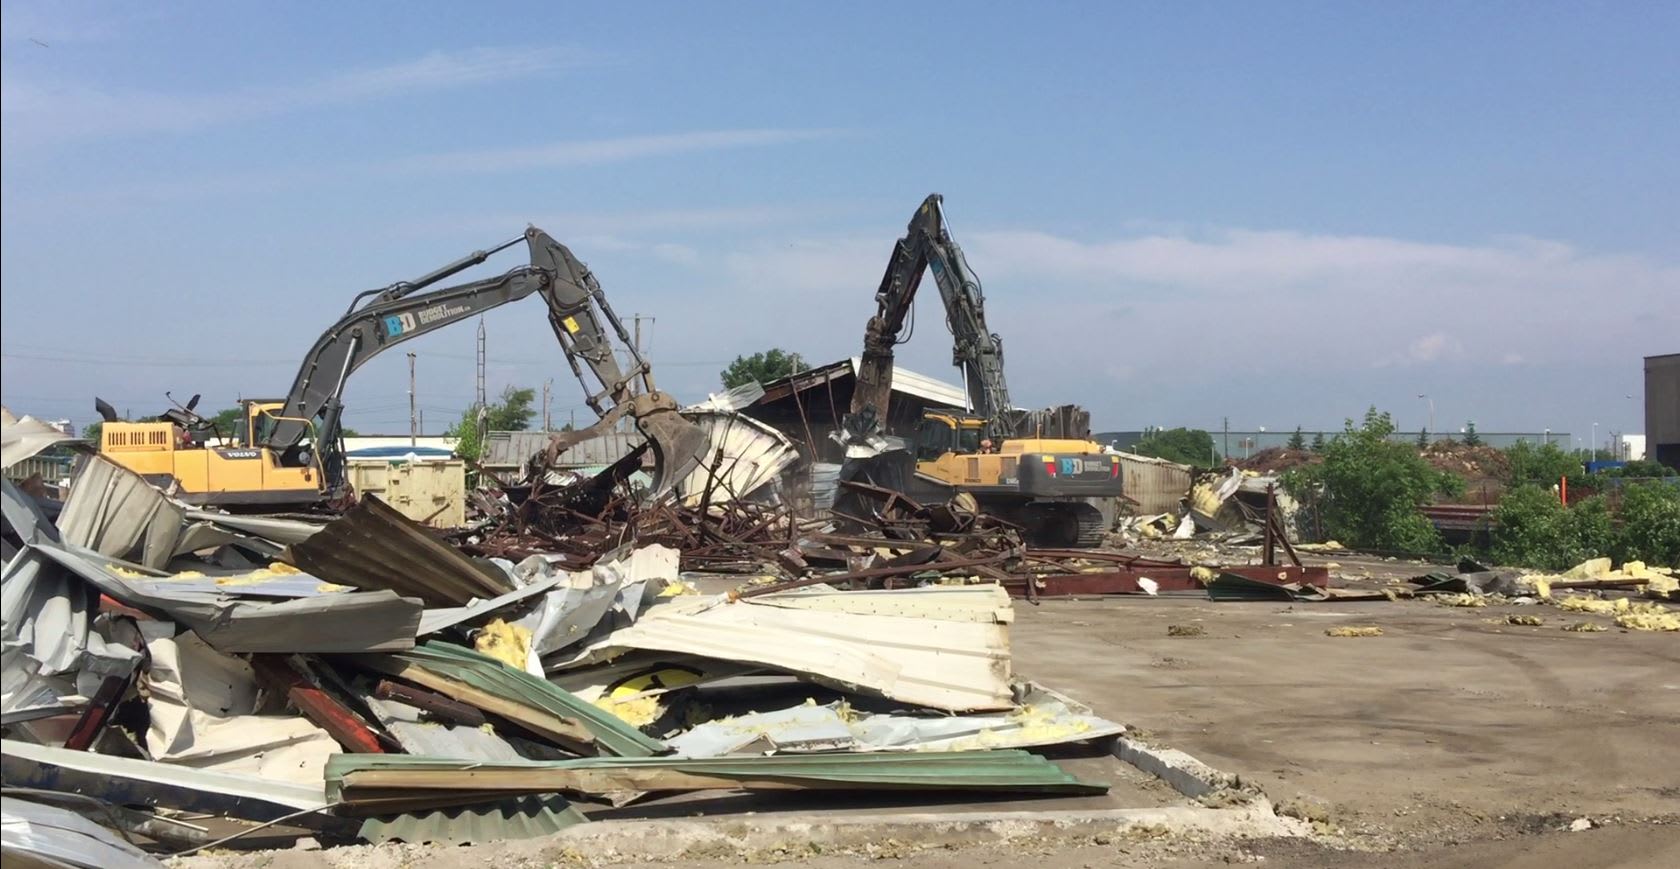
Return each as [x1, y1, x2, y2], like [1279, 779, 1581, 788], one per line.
[95, 227, 707, 509]
[844, 194, 1121, 547]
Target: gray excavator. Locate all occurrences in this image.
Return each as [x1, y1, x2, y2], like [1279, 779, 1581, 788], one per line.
[98, 226, 706, 508]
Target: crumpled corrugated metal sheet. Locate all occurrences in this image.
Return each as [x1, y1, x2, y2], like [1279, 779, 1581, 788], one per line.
[288, 495, 512, 607]
[1, 407, 87, 471]
[387, 642, 665, 758]
[180, 510, 325, 546]
[326, 748, 1106, 804]
[141, 625, 338, 787]
[553, 588, 1014, 712]
[0, 796, 161, 869]
[2, 740, 331, 819]
[673, 411, 798, 508]
[2, 479, 141, 722]
[479, 430, 644, 471]
[55, 456, 184, 571]
[22, 538, 421, 654]
[667, 683, 1123, 758]
[356, 794, 585, 845]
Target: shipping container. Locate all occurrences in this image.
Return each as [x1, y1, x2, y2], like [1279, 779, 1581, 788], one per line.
[347, 458, 466, 528]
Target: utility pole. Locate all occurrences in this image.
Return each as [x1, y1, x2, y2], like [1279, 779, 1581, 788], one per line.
[542, 380, 553, 432]
[407, 352, 418, 447]
[1222, 417, 1229, 462]
[631, 313, 653, 394]
[475, 317, 488, 444]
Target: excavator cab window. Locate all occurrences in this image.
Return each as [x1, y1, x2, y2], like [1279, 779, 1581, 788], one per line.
[916, 417, 956, 461]
[955, 425, 982, 455]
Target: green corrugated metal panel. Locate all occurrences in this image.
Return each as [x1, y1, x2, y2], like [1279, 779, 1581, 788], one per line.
[357, 794, 586, 845]
[1206, 572, 1298, 601]
[327, 749, 1107, 797]
[392, 642, 665, 758]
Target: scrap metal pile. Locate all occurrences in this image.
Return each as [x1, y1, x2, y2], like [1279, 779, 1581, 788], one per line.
[2, 441, 1136, 863]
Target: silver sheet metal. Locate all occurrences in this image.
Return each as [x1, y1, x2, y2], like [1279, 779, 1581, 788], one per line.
[0, 796, 160, 869]
[2, 740, 330, 821]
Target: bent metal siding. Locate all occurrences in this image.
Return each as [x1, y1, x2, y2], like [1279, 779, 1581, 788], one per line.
[1114, 452, 1193, 515]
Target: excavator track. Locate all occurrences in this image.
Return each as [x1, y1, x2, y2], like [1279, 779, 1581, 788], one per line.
[1069, 501, 1107, 548]
[1019, 500, 1107, 548]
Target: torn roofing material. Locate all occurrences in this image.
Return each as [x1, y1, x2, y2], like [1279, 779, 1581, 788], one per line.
[356, 794, 586, 845]
[667, 683, 1124, 758]
[372, 642, 665, 758]
[557, 590, 1014, 712]
[181, 510, 325, 546]
[326, 749, 1106, 806]
[287, 495, 513, 607]
[22, 537, 420, 654]
[671, 411, 799, 508]
[2, 740, 331, 822]
[1, 408, 87, 470]
[1, 796, 161, 869]
[55, 456, 185, 571]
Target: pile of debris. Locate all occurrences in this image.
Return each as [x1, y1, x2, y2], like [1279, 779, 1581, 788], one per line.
[3, 450, 1128, 862]
[1403, 556, 1679, 631]
[1235, 446, 1319, 475]
[1421, 440, 1511, 503]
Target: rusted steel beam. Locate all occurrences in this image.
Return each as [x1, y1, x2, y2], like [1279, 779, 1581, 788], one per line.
[733, 550, 1014, 599]
[1004, 565, 1331, 598]
[251, 657, 384, 754]
[373, 679, 488, 727]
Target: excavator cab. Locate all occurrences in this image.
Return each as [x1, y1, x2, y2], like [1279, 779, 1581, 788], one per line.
[914, 412, 984, 462]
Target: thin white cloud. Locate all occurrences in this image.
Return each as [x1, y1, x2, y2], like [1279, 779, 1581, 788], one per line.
[1378, 331, 1465, 367]
[1, 47, 573, 144]
[388, 128, 839, 173]
[717, 225, 1680, 381]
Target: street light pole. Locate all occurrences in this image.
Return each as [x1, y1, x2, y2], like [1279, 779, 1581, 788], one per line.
[1591, 422, 1598, 459]
[1417, 393, 1434, 434]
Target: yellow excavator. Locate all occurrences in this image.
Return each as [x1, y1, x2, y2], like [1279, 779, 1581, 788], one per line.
[95, 226, 707, 510]
[845, 194, 1121, 546]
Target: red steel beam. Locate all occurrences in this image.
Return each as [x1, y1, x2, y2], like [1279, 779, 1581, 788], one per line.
[1004, 565, 1330, 598]
[251, 657, 384, 754]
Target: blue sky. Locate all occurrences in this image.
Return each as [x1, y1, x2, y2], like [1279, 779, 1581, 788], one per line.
[2, 2, 1675, 446]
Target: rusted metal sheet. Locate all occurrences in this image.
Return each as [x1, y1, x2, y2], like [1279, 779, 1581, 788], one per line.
[1421, 504, 1496, 532]
[1003, 565, 1330, 598]
[288, 495, 512, 607]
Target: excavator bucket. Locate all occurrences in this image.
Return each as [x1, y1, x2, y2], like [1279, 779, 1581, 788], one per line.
[635, 407, 709, 498]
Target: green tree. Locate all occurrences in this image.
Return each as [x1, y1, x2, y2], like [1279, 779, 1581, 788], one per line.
[1504, 441, 1583, 490]
[1597, 459, 1678, 479]
[1284, 407, 1461, 554]
[1613, 482, 1680, 566]
[720, 349, 808, 389]
[446, 385, 537, 462]
[208, 407, 243, 434]
[1310, 431, 1326, 453]
[1490, 486, 1613, 570]
[1416, 428, 1429, 450]
[1463, 420, 1482, 447]
[81, 420, 104, 445]
[1131, 427, 1216, 467]
[1287, 427, 1306, 451]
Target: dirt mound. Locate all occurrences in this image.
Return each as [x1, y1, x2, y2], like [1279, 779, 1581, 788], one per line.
[1237, 447, 1321, 474]
[1423, 441, 1509, 504]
